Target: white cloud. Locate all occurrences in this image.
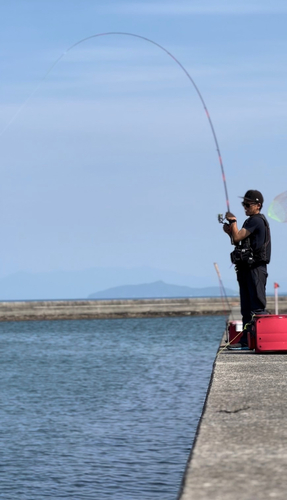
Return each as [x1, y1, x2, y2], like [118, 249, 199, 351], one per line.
[104, 0, 287, 16]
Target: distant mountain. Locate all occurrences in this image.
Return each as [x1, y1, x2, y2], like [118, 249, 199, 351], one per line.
[0, 266, 238, 301]
[88, 280, 238, 299]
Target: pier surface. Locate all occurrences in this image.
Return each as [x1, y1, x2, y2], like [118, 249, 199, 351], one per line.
[0, 296, 286, 322]
[178, 307, 287, 500]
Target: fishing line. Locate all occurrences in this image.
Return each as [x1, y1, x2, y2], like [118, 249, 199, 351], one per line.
[2, 31, 230, 210]
[214, 262, 233, 318]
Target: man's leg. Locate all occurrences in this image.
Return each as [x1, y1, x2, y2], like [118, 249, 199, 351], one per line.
[237, 267, 253, 328]
[235, 268, 251, 346]
[249, 265, 268, 314]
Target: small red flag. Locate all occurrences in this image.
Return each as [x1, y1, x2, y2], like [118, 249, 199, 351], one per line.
[274, 282, 280, 289]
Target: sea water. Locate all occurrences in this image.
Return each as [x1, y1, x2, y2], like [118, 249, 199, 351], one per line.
[0, 315, 225, 500]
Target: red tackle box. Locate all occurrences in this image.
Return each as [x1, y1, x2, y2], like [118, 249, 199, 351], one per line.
[228, 320, 243, 345]
[248, 315, 287, 353]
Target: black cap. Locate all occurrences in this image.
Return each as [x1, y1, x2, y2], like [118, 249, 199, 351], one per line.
[240, 190, 264, 207]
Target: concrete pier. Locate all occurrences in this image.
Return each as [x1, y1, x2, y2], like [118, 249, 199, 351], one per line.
[0, 296, 286, 322]
[178, 307, 287, 500]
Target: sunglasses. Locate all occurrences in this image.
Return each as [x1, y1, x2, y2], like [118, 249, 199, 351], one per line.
[241, 201, 256, 208]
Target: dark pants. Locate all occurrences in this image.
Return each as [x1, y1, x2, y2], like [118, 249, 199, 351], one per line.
[236, 264, 268, 341]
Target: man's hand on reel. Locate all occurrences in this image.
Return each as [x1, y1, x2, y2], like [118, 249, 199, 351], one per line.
[222, 212, 237, 239]
[225, 211, 237, 224]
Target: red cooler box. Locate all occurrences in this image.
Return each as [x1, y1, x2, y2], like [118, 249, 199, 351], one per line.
[254, 315, 287, 353]
[228, 320, 243, 345]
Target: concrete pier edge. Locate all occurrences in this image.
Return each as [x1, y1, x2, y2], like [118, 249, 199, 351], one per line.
[176, 348, 218, 500]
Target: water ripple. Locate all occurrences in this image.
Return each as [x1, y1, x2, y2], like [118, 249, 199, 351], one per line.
[0, 315, 224, 499]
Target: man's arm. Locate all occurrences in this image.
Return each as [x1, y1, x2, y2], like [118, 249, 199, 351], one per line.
[224, 212, 251, 244]
[228, 222, 250, 243]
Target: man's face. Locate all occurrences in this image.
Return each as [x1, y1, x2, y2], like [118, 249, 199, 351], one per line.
[242, 200, 261, 216]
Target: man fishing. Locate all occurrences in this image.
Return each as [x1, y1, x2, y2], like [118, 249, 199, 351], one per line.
[223, 190, 271, 348]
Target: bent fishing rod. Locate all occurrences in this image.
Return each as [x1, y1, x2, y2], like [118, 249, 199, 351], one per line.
[2, 31, 230, 212]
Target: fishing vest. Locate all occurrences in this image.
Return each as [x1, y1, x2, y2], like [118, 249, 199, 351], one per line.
[230, 214, 271, 265]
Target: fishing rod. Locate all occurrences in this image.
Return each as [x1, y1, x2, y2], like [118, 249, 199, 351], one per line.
[2, 31, 230, 211]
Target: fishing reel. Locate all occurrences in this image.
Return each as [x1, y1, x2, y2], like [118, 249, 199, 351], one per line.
[218, 213, 235, 225]
[218, 214, 226, 224]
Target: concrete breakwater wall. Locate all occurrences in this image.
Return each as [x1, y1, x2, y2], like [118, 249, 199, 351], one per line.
[0, 296, 286, 322]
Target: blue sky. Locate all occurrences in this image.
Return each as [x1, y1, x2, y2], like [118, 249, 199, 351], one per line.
[1, 0, 287, 294]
